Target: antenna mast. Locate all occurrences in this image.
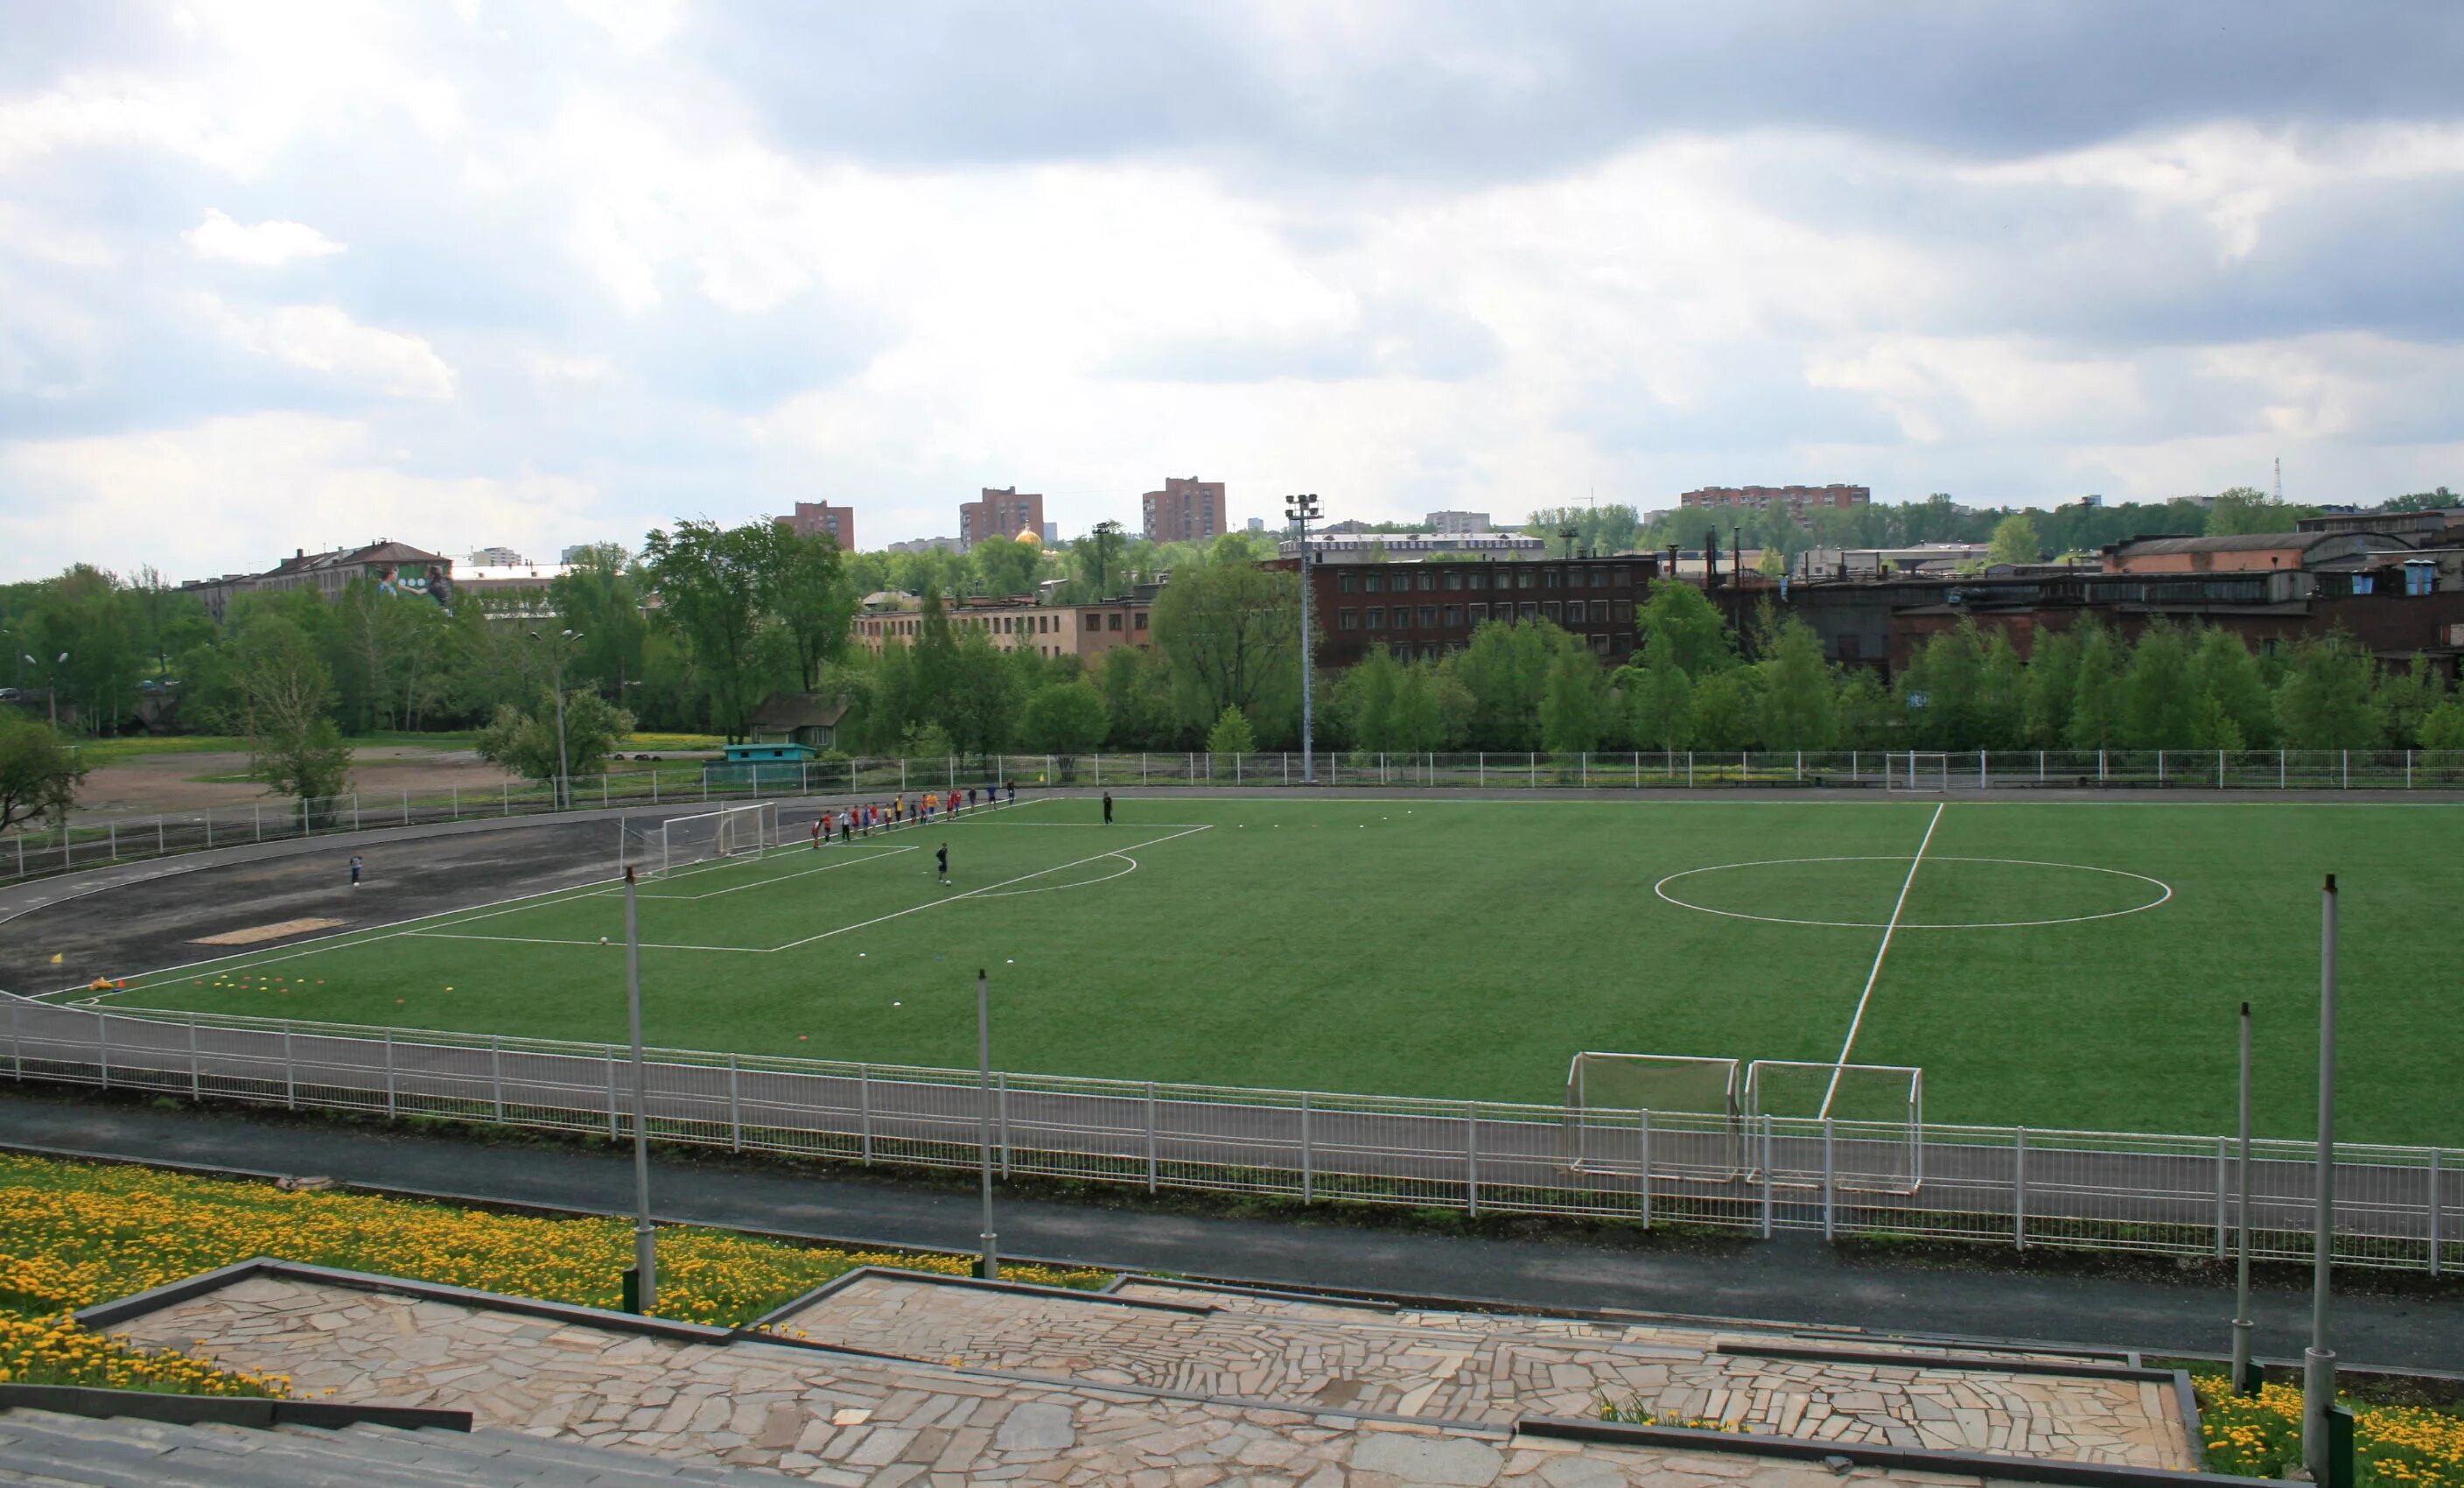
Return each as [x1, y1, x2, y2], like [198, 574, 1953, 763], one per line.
[2274, 456, 2282, 504]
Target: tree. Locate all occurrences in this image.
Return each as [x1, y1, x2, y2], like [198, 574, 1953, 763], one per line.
[2067, 623, 2125, 749]
[2275, 633, 2382, 748]
[0, 715, 87, 832]
[1626, 647, 1695, 751]
[2188, 628, 2273, 748]
[1018, 679, 1110, 754]
[1689, 670, 1760, 749]
[2376, 656, 2450, 747]
[1205, 704, 1256, 755]
[942, 630, 1025, 761]
[641, 520, 774, 740]
[1148, 535, 1302, 740]
[970, 534, 1042, 599]
[1336, 644, 1404, 752]
[1836, 669, 1897, 749]
[753, 527, 854, 693]
[1451, 622, 1550, 749]
[1987, 512, 2041, 566]
[1096, 644, 1175, 748]
[1634, 580, 1734, 677]
[2420, 699, 2464, 751]
[232, 619, 354, 803]
[2204, 486, 2316, 537]
[1754, 616, 1838, 749]
[1077, 521, 1126, 599]
[475, 689, 635, 785]
[550, 545, 652, 698]
[2118, 621, 2197, 748]
[2022, 626, 2081, 748]
[1539, 648, 1611, 753]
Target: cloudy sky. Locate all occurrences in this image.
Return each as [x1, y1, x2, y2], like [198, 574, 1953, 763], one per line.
[4, 2, 2461, 583]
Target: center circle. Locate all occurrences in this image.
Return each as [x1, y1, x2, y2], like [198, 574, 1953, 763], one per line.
[1652, 856, 2172, 930]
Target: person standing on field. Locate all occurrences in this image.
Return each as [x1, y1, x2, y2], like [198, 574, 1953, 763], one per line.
[936, 842, 949, 885]
[1102, 792, 1113, 825]
[812, 818, 823, 849]
[348, 854, 363, 886]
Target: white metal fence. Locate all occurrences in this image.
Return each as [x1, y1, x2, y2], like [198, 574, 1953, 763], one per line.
[3, 995, 2452, 1274]
[9, 748, 2462, 886]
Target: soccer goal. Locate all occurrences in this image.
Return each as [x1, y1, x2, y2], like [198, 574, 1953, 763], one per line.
[1884, 751, 1950, 792]
[624, 802, 779, 878]
[1558, 1051, 1743, 1179]
[1740, 1059, 1924, 1193]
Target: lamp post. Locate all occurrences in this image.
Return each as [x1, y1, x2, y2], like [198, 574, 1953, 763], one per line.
[1284, 493, 1321, 784]
[976, 968, 999, 1280]
[24, 652, 66, 728]
[622, 867, 656, 1310]
[531, 629, 583, 809]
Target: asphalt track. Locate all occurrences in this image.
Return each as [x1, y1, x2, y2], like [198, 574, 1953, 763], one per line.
[2, 1086, 2459, 1375]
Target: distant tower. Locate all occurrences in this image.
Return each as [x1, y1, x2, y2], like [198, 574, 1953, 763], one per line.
[2274, 456, 2282, 504]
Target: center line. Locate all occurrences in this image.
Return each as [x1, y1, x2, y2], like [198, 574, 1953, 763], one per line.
[1820, 801, 1944, 1118]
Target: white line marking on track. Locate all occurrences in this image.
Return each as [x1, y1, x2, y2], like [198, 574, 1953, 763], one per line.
[1821, 802, 1942, 1119]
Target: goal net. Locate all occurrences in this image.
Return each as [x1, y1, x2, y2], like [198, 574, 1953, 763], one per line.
[625, 803, 779, 878]
[1741, 1060, 1923, 1193]
[1559, 1052, 1742, 1179]
[1884, 751, 1949, 792]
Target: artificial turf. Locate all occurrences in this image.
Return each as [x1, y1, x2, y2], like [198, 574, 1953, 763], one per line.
[108, 794, 2460, 1146]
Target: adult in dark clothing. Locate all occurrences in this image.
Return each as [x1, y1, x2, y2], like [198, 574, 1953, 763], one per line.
[1102, 792, 1113, 824]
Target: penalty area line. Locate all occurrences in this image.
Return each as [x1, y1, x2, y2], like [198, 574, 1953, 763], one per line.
[1820, 800, 1943, 1120]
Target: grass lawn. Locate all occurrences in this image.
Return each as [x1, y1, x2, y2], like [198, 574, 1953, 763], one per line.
[110, 795, 2461, 1146]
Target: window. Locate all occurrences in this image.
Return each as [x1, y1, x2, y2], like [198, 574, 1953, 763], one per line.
[1544, 602, 1562, 623]
[2406, 562, 2436, 596]
[1340, 609, 1361, 631]
[1365, 572, 1386, 593]
[1418, 572, 1436, 592]
[1339, 572, 1357, 593]
[1591, 633, 1609, 654]
[1469, 571, 1488, 590]
[1134, 612, 1148, 629]
[1109, 613, 1123, 631]
[1516, 571, 1534, 589]
[1469, 603, 1488, 622]
[1443, 605, 1461, 628]
[1420, 605, 1437, 627]
[1365, 608, 1383, 629]
[1543, 570, 1561, 588]
[1566, 600, 1586, 623]
[1422, 644, 1438, 661]
[1445, 570, 1462, 591]
[1392, 606, 1411, 628]
[1520, 601, 1537, 620]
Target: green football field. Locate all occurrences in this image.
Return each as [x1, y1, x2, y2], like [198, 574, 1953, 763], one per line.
[107, 794, 2460, 1146]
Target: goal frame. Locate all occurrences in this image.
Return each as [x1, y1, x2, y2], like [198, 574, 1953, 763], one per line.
[1884, 750, 1950, 793]
[1559, 1051, 1744, 1181]
[634, 802, 780, 878]
[1740, 1059, 1924, 1194]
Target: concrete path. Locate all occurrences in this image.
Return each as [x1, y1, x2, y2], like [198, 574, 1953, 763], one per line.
[6, 1089, 2459, 1374]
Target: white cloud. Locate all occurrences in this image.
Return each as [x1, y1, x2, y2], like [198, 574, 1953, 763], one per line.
[0, 413, 595, 581]
[184, 208, 346, 267]
[195, 295, 457, 399]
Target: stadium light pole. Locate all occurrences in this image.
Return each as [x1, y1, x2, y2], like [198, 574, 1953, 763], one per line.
[2230, 1000, 2256, 1395]
[1284, 493, 1321, 784]
[2303, 874, 2341, 1485]
[531, 629, 582, 810]
[976, 968, 999, 1280]
[623, 867, 657, 1312]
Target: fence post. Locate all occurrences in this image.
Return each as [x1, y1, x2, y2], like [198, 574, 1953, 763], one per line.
[2280, 750, 2286, 790]
[403, 789, 411, 826]
[2216, 1135, 2230, 1259]
[283, 1028, 295, 1109]
[254, 804, 262, 842]
[1580, 753, 1587, 788]
[188, 1015, 200, 1099]
[1144, 1080, 1158, 1194]
[1478, 753, 1484, 787]
[2343, 749, 2350, 789]
[1979, 750, 1987, 790]
[2432, 1150, 2444, 1277]
[5, 996, 17, 1080]
[97, 1013, 109, 1091]
[1466, 1102, 1480, 1216]
[1637, 1109, 1651, 1229]
[108, 820, 116, 862]
[2012, 1127, 2028, 1247]
[606, 1049, 620, 1137]
[727, 1053, 742, 1152]
[997, 1070, 1011, 1178]
[1822, 1118, 1835, 1240]
[1760, 1115, 1774, 1239]
[859, 1064, 873, 1163]
[2220, 750, 2226, 790]
[2097, 749, 2106, 783]
[2158, 749, 2165, 786]
[2408, 750, 2414, 790]
[1687, 753, 1694, 788]
[383, 1033, 396, 1119]
[1300, 1091, 1313, 1203]
[491, 1035, 504, 1121]
[1530, 752, 1536, 788]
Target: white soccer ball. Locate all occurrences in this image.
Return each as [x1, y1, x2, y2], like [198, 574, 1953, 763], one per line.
[599, 937, 609, 944]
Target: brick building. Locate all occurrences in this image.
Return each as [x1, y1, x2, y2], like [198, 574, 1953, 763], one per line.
[778, 502, 857, 551]
[1679, 485, 1869, 524]
[850, 595, 1156, 662]
[2098, 531, 2411, 575]
[960, 488, 1045, 551]
[1142, 477, 1226, 544]
[178, 541, 454, 621]
[1278, 556, 1661, 669]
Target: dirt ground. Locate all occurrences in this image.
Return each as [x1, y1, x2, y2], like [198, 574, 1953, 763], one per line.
[74, 748, 520, 818]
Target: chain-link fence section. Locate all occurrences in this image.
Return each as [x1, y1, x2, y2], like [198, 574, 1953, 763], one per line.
[4, 995, 2453, 1273]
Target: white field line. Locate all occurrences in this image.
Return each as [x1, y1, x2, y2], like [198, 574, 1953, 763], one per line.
[766, 825, 1214, 951]
[627, 845, 916, 901]
[970, 853, 1138, 898]
[409, 931, 764, 953]
[1819, 801, 1944, 1120]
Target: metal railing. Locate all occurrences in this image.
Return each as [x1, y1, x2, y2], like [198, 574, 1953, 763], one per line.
[9, 748, 2461, 887]
[3, 996, 2452, 1273]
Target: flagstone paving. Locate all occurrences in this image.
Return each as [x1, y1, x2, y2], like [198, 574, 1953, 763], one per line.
[773, 1275, 2191, 1466]
[106, 1272, 2194, 1485]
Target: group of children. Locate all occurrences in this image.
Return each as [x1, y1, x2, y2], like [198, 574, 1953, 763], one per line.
[808, 781, 1018, 847]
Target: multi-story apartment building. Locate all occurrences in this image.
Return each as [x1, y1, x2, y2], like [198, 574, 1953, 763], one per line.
[178, 541, 454, 621]
[850, 594, 1158, 662]
[778, 501, 857, 551]
[1425, 510, 1494, 534]
[1679, 484, 1870, 524]
[1141, 476, 1226, 544]
[959, 487, 1045, 550]
[1277, 555, 1661, 669]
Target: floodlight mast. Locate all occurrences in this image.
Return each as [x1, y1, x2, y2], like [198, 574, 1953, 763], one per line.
[1284, 493, 1321, 783]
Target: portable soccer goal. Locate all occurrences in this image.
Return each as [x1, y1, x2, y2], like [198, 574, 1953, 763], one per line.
[623, 802, 779, 878]
[1884, 751, 1950, 792]
[1740, 1059, 1924, 1193]
[1558, 1051, 1744, 1180]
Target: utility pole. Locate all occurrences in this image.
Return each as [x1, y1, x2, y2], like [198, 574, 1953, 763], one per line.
[976, 969, 999, 1280]
[2304, 874, 2342, 1485]
[1284, 494, 1322, 784]
[623, 867, 657, 1311]
[532, 628, 584, 809]
[2231, 1000, 2257, 1394]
